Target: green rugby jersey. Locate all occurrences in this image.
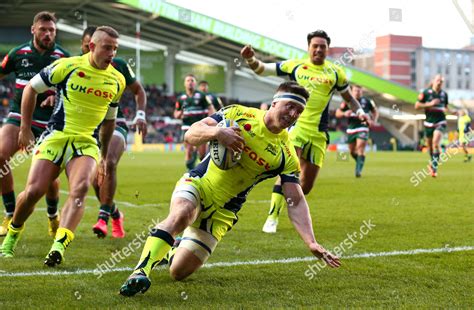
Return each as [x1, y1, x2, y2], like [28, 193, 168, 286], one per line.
[417, 88, 448, 127]
[0, 41, 69, 126]
[175, 90, 211, 130]
[111, 57, 136, 124]
[188, 105, 300, 213]
[339, 96, 375, 133]
[276, 59, 349, 133]
[206, 92, 223, 111]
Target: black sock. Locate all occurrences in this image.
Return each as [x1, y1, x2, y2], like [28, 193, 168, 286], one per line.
[11, 221, 22, 229]
[359, 155, 366, 172]
[111, 204, 121, 220]
[2, 191, 15, 217]
[98, 204, 113, 223]
[46, 197, 59, 218]
[432, 152, 440, 172]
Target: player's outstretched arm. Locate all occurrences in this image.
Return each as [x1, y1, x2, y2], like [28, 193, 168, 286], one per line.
[185, 117, 244, 152]
[335, 103, 349, 119]
[240, 44, 277, 76]
[173, 104, 183, 119]
[283, 182, 341, 268]
[206, 97, 216, 116]
[100, 119, 115, 159]
[97, 118, 115, 186]
[371, 102, 379, 125]
[129, 81, 148, 137]
[341, 90, 369, 123]
[415, 98, 438, 109]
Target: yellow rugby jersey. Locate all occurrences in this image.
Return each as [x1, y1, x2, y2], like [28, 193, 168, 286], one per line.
[277, 59, 349, 133]
[458, 114, 471, 133]
[190, 105, 301, 213]
[38, 53, 126, 140]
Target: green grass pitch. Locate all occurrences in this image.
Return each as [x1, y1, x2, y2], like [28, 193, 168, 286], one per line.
[0, 151, 472, 308]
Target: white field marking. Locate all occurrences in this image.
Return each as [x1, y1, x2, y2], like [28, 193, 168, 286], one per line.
[1, 245, 472, 278]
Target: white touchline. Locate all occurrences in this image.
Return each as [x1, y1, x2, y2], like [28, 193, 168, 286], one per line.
[1, 245, 472, 278]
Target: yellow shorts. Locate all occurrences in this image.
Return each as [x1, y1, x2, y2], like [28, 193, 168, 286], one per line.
[171, 174, 238, 242]
[459, 131, 470, 144]
[288, 126, 328, 167]
[33, 130, 100, 170]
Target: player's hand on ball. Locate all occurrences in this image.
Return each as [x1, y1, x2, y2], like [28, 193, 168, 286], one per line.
[217, 126, 244, 153]
[240, 45, 255, 59]
[309, 243, 341, 268]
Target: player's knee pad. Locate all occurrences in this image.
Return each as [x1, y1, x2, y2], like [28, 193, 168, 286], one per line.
[179, 226, 218, 263]
[172, 183, 200, 207]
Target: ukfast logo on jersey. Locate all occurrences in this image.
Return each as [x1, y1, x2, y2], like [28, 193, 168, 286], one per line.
[243, 145, 270, 171]
[297, 75, 332, 85]
[236, 111, 256, 119]
[70, 83, 114, 99]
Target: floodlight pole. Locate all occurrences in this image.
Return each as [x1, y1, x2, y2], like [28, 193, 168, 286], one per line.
[136, 21, 141, 82]
[83, 14, 87, 29]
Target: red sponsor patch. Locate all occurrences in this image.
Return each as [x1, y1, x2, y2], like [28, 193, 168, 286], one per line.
[303, 66, 308, 70]
[78, 71, 85, 78]
[244, 123, 251, 131]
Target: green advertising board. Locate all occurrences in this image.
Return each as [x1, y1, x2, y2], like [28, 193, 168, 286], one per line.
[117, 50, 166, 85]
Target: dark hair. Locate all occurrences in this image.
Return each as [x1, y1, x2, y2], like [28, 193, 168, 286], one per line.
[95, 26, 119, 39]
[185, 74, 196, 80]
[307, 30, 331, 46]
[82, 26, 97, 40]
[33, 11, 57, 24]
[198, 80, 208, 85]
[277, 81, 310, 101]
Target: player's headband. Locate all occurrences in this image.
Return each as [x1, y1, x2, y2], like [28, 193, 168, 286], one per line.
[273, 92, 307, 107]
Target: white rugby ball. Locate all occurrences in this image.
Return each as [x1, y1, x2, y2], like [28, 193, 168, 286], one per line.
[209, 119, 241, 170]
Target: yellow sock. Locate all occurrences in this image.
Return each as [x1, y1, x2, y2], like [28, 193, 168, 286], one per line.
[268, 185, 286, 220]
[134, 229, 174, 277]
[8, 221, 24, 233]
[53, 227, 75, 249]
